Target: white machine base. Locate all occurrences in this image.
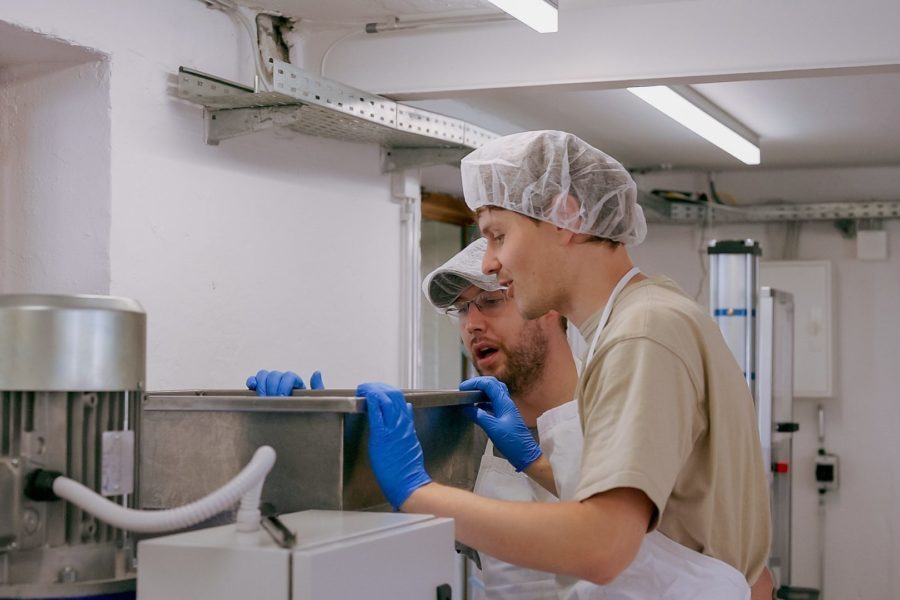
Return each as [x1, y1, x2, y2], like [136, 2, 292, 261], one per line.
[137, 510, 456, 600]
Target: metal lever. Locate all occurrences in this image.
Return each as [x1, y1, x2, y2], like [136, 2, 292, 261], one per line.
[261, 514, 297, 549]
[455, 540, 481, 569]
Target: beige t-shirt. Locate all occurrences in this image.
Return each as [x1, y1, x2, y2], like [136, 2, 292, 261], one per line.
[574, 275, 771, 583]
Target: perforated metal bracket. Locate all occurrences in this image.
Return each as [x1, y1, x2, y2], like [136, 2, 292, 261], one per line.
[175, 62, 499, 163]
[205, 105, 303, 145]
[382, 147, 471, 172]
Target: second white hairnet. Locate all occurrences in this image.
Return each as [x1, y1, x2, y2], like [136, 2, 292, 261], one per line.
[461, 130, 646, 246]
[422, 238, 503, 310]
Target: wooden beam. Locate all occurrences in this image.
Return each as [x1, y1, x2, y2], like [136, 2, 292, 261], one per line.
[421, 191, 474, 226]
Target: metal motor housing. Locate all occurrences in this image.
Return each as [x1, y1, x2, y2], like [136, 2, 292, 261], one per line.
[0, 295, 145, 598]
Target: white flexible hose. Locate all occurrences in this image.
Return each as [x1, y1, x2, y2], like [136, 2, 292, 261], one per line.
[52, 446, 276, 534]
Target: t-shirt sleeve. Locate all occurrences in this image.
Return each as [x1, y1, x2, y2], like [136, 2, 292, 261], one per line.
[575, 337, 701, 528]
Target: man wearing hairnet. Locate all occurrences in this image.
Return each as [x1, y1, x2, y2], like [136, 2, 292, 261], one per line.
[247, 237, 579, 598]
[358, 131, 773, 599]
[423, 238, 579, 598]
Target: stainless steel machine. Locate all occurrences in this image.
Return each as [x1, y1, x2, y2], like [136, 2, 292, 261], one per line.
[139, 389, 487, 519]
[0, 294, 146, 598]
[708, 241, 803, 595]
[758, 287, 798, 590]
[1, 293, 487, 598]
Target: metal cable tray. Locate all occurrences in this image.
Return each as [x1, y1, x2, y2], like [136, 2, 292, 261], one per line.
[175, 60, 499, 170]
[639, 190, 900, 224]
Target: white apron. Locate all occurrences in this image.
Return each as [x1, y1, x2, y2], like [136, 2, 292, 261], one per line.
[546, 266, 750, 600]
[470, 440, 559, 599]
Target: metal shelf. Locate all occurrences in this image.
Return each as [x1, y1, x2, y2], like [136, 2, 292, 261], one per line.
[639, 191, 900, 224]
[175, 60, 499, 171]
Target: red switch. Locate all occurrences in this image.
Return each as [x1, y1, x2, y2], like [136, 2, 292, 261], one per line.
[774, 462, 790, 474]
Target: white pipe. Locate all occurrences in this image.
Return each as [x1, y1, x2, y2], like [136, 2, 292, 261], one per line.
[53, 446, 276, 534]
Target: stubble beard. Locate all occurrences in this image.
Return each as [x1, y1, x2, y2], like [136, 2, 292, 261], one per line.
[476, 322, 550, 397]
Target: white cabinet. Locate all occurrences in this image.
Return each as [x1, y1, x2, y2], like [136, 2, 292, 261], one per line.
[760, 260, 833, 398]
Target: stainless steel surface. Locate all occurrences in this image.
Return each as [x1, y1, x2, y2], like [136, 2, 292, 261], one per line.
[745, 251, 758, 397]
[0, 294, 144, 597]
[0, 574, 135, 599]
[0, 392, 140, 596]
[758, 287, 798, 588]
[176, 62, 500, 166]
[395, 187, 423, 388]
[710, 251, 755, 379]
[101, 431, 135, 497]
[140, 389, 488, 519]
[0, 294, 146, 392]
[143, 389, 482, 412]
[757, 288, 776, 473]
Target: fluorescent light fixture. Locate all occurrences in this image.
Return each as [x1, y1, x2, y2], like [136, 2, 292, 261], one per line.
[487, 0, 558, 33]
[627, 85, 760, 165]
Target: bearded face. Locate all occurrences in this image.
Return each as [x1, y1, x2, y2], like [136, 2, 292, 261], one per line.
[471, 319, 549, 396]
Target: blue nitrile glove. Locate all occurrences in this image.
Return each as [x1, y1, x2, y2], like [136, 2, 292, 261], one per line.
[246, 369, 325, 396]
[459, 376, 542, 472]
[357, 382, 432, 510]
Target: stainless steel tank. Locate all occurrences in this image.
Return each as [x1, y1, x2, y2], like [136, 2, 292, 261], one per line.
[140, 389, 487, 519]
[0, 294, 145, 598]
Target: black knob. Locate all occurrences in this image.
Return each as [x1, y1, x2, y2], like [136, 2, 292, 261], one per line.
[776, 422, 799, 433]
[24, 469, 63, 501]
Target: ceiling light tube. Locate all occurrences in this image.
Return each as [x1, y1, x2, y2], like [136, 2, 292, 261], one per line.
[487, 0, 558, 33]
[627, 85, 760, 165]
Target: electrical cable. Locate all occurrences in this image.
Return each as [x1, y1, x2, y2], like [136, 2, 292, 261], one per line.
[320, 29, 365, 77]
[203, 0, 272, 91]
[51, 446, 276, 533]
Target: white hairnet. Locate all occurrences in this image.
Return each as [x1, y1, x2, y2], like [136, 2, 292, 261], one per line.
[422, 238, 503, 310]
[460, 130, 646, 246]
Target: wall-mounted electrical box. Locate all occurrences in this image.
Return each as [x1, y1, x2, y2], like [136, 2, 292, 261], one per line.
[760, 260, 833, 398]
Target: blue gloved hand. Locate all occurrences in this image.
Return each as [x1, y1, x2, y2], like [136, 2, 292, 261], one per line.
[357, 382, 432, 510]
[246, 369, 325, 396]
[459, 376, 542, 472]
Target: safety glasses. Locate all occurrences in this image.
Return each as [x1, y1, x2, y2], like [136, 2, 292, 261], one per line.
[443, 289, 509, 318]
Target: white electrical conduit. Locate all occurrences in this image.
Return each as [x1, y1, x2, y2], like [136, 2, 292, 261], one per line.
[52, 446, 276, 534]
[203, 0, 273, 91]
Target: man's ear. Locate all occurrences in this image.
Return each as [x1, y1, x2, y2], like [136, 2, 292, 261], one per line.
[552, 194, 583, 245]
[536, 309, 562, 328]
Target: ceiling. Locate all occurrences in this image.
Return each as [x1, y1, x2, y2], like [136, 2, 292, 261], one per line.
[407, 72, 900, 171]
[241, 0, 900, 172]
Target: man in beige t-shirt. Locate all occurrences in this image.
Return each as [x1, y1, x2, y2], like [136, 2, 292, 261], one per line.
[355, 130, 772, 599]
[575, 275, 771, 582]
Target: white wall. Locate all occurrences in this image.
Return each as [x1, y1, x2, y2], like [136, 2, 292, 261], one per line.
[420, 219, 464, 389]
[0, 59, 110, 294]
[632, 215, 900, 599]
[0, 1, 403, 389]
